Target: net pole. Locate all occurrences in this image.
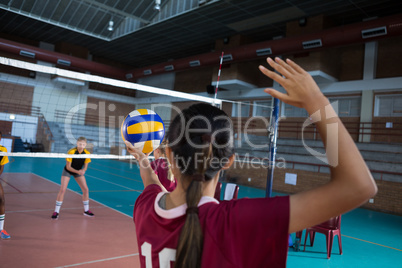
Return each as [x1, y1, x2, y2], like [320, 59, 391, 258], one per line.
[213, 52, 224, 107]
[265, 98, 280, 198]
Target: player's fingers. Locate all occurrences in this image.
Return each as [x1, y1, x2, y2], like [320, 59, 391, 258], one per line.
[124, 141, 147, 160]
[264, 88, 290, 102]
[268, 57, 293, 79]
[259, 64, 286, 85]
[275, 57, 297, 75]
[286, 58, 305, 74]
[124, 140, 134, 150]
[264, 88, 303, 108]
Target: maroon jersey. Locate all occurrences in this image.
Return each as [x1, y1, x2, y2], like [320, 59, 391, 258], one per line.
[150, 158, 177, 192]
[134, 184, 290, 268]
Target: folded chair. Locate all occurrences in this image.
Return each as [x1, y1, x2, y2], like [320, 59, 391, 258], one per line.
[303, 215, 342, 259]
[214, 182, 222, 200]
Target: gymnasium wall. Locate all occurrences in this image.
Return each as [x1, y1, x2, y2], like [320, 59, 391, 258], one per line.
[85, 96, 136, 128]
[226, 166, 402, 215]
[0, 81, 34, 114]
[174, 66, 213, 93]
[32, 76, 87, 123]
[376, 36, 402, 78]
[0, 112, 38, 143]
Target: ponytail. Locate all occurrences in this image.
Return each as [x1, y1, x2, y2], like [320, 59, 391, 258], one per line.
[159, 139, 175, 182]
[175, 142, 213, 268]
[167, 103, 234, 268]
[167, 165, 174, 182]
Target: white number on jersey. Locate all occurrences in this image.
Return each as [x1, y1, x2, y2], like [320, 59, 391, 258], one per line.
[141, 242, 176, 268]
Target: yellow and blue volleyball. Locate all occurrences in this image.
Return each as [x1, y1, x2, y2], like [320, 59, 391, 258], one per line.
[121, 109, 165, 154]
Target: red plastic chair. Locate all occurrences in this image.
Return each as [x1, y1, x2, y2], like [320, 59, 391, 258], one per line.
[214, 182, 222, 201]
[303, 215, 342, 259]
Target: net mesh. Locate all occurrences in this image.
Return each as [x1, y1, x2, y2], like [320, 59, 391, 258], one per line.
[0, 56, 275, 161]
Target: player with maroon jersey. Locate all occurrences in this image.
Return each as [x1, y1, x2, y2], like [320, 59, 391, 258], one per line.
[150, 140, 176, 192]
[126, 57, 377, 267]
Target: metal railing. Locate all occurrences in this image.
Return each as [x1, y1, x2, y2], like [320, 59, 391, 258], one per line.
[236, 154, 402, 181]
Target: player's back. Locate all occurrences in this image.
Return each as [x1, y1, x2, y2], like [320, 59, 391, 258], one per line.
[134, 184, 289, 268]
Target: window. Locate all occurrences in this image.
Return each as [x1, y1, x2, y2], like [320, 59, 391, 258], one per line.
[375, 94, 402, 117]
[232, 101, 250, 117]
[328, 96, 361, 117]
[252, 99, 272, 117]
[283, 103, 308, 117]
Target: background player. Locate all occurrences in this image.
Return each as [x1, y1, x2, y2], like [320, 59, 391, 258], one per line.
[151, 140, 176, 192]
[0, 131, 11, 239]
[51, 136, 94, 219]
[125, 57, 377, 267]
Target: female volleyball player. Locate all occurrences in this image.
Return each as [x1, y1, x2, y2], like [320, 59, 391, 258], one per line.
[125, 57, 377, 267]
[51, 136, 94, 219]
[151, 140, 177, 192]
[0, 131, 11, 239]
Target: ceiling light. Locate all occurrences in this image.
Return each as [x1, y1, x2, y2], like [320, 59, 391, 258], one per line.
[108, 20, 114, 31]
[154, 0, 161, 11]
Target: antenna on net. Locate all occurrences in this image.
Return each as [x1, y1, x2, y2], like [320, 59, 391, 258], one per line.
[213, 51, 224, 109]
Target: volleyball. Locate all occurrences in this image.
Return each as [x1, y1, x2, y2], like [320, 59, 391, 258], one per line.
[121, 109, 165, 154]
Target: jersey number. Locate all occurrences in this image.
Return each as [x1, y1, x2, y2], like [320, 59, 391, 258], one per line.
[141, 242, 176, 268]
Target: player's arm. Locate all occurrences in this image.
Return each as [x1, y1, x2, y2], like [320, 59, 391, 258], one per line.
[259, 57, 377, 233]
[65, 161, 81, 174]
[0, 150, 9, 176]
[80, 162, 89, 175]
[124, 141, 166, 190]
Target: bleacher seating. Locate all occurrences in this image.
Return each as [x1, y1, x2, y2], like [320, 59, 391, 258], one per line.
[235, 134, 402, 183]
[47, 122, 122, 154]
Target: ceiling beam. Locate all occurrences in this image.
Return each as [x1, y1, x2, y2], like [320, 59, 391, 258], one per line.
[79, 0, 150, 24]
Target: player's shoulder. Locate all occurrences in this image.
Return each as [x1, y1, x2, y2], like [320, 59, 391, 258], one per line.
[83, 149, 91, 154]
[138, 184, 163, 203]
[0, 145, 7, 152]
[67, 147, 77, 154]
[134, 184, 162, 217]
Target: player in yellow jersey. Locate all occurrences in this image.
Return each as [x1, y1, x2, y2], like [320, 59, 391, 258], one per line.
[51, 137, 94, 219]
[0, 132, 11, 239]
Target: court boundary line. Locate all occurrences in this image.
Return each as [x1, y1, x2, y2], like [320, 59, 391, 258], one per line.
[85, 173, 140, 191]
[88, 166, 143, 182]
[0, 176, 23, 193]
[342, 234, 401, 251]
[7, 205, 106, 213]
[89, 161, 141, 175]
[31, 172, 134, 218]
[55, 253, 139, 267]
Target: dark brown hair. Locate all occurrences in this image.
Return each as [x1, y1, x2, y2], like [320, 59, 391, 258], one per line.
[158, 139, 174, 182]
[77, 136, 87, 142]
[167, 103, 234, 268]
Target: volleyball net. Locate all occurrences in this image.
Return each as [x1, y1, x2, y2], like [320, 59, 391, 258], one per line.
[0, 56, 278, 165]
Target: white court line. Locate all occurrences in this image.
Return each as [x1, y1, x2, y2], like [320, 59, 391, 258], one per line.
[55, 253, 139, 268]
[31, 172, 133, 218]
[7, 205, 105, 214]
[85, 174, 139, 191]
[88, 166, 142, 182]
[0, 152, 136, 159]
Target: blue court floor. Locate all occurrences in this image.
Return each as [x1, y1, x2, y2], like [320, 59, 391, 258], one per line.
[3, 157, 402, 268]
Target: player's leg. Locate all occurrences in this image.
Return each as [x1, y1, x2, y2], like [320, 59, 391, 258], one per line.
[74, 175, 94, 217]
[0, 183, 10, 239]
[52, 175, 71, 219]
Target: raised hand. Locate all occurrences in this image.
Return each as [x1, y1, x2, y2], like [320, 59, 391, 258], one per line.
[259, 57, 327, 114]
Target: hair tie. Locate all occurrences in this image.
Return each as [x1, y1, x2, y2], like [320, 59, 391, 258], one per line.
[192, 174, 205, 182]
[186, 207, 199, 214]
